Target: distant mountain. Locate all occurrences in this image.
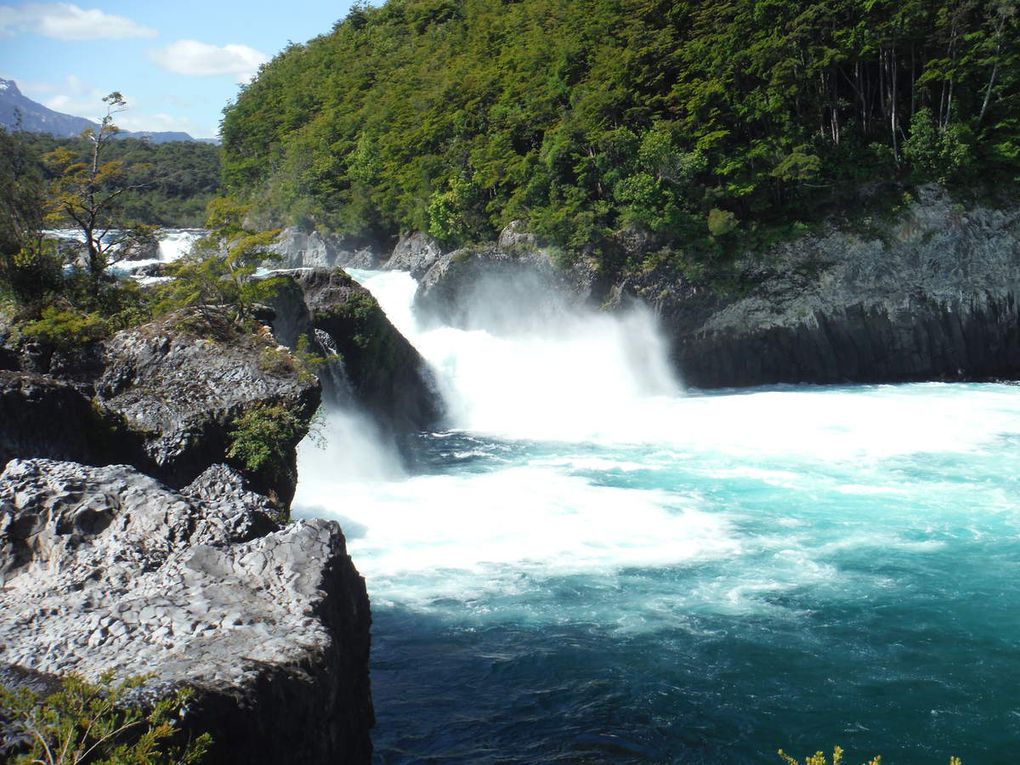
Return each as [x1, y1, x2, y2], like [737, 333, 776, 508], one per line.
[0, 78, 217, 144]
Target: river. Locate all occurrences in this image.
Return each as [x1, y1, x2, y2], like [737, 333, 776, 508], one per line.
[294, 269, 1020, 764]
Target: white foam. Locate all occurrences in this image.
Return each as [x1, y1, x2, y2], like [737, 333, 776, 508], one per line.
[292, 269, 1020, 624]
[294, 435, 740, 611]
[349, 270, 1020, 458]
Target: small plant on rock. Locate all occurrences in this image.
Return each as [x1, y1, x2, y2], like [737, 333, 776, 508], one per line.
[226, 403, 305, 476]
[0, 671, 210, 765]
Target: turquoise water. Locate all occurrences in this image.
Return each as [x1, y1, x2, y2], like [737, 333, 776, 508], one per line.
[295, 271, 1020, 763]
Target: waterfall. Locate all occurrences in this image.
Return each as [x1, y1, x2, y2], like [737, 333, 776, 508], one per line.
[348, 268, 680, 443]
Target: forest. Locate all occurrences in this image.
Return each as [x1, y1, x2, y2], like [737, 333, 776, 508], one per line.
[221, 0, 1019, 261]
[14, 133, 221, 228]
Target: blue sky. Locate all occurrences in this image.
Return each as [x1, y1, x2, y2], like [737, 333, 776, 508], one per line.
[0, 1, 358, 138]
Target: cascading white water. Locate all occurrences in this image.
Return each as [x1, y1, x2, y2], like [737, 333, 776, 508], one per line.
[44, 228, 204, 281]
[349, 269, 680, 442]
[292, 268, 1020, 762]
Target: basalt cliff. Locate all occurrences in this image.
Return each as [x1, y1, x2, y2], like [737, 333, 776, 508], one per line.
[405, 186, 1020, 388]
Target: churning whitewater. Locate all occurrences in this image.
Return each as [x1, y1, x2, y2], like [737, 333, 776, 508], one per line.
[292, 270, 1020, 764]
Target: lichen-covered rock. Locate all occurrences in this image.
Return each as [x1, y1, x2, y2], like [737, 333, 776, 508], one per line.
[414, 245, 590, 333]
[268, 227, 383, 270]
[0, 458, 373, 765]
[0, 309, 320, 504]
[94, 310, 320, 503]
[497, 220, 539, 251]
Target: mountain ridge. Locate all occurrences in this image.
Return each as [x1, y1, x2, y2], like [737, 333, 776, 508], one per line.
[0, 78, 217, 145]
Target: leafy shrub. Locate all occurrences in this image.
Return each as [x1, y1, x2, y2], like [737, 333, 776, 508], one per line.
[156, 197, 281, 323]
[707, 207, 739, 237]
[226, 404, 305, 475]
[17, 306, 109, 350]
[0, 671, 210, 765]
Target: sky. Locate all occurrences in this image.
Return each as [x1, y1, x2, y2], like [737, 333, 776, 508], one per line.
[0, 1, 359, 138]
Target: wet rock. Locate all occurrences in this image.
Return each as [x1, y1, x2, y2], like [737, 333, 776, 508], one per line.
[268, 227, 384, 270]
[383, 231, 444, 279]
[415, 245, 587, 333]
[636, 187, 1020, 387]
[269, 269, 444, 432]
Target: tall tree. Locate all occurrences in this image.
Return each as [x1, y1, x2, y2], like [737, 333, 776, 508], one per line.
[44, 92, 155, 297]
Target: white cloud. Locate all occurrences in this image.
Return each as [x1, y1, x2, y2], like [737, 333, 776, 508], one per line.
[35, 74, 107, 118]
[150, 39, 267, 83]
[0, 3, 156, 40]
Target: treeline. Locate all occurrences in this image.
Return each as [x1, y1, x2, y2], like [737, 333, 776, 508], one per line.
[221, 0, 1019, 256]
[14, 132, 221, 227]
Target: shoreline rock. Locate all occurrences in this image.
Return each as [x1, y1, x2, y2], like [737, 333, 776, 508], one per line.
[407, 191, 1020, 387]
[0, 308, 321, 505]
[268, 227, 387, 271]
[638, 186, 1020, 387]
[0, 458, 373, 764]
[268, 268, 445, 433]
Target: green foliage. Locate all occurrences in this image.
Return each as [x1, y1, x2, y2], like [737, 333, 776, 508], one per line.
[16, 305, 110, 350]
[777, 745, 962, 765]
[220, 0, 1020, 276]
[11, 132, 220, 229]
[0, 128, 65, 305]
[43, 94, 162, 295]
[0, 671, 211, 765]
[707, 208, 739, 238]
[226, 404, 305, 475]
[904, 108, 975, 183]
[156, 197, 281, 322]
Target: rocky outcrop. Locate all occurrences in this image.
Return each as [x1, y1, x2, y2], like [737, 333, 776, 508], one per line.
[627, 186, 1020, 387]
[268, 227, 385, 270]
[269, 269, 444, 433]
[383, 231, 444, 279]
[0, 372, 132, 470]
[0, 309, 320, 505]
[411, 189, 1020, 387]
[0, 458, 373, 764]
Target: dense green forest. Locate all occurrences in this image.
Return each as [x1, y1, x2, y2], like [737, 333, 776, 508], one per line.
[221, 0, 1019, 261]
[15, 133, 221, 227]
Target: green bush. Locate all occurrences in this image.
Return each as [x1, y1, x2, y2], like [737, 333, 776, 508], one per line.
[226, 404, 305, 475]
[0, 671, 210, 765]
[17, 306, 110, 350]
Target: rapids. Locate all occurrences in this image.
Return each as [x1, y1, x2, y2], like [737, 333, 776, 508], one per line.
[293, 269, 1020, 763]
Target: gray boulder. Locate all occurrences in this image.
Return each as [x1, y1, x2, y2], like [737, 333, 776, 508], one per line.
[384, 231, 444, 279]
[0, 309, 320, 505]
[269, 269, 444, 433]
[497, 220, 540, 251]
[415, 245, 587, 334]
[0, 458, 373, 764]
[94, 310, 320, 504]
[268, 227, 383, 270]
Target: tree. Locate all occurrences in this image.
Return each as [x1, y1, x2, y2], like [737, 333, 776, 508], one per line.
[157, 197, 281, 322]
[0, 127, 62, 304]
[43, 93, 156, 298]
